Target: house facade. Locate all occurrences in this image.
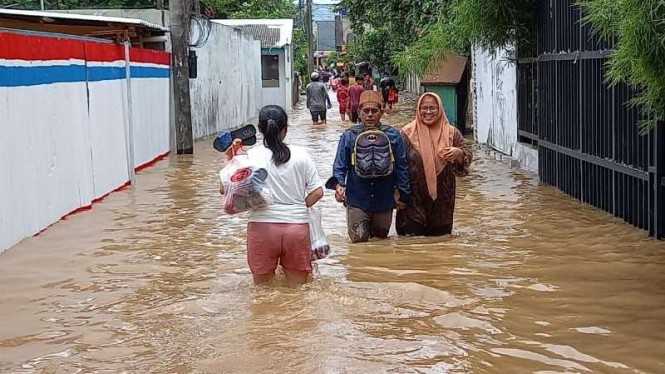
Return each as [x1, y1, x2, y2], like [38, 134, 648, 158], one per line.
[214, 19, 294, 111]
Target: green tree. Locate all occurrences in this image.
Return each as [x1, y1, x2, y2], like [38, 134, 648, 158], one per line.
[201, 0, 296, 19]
[580, 0, 665, 128]
[393, 0, 535, 75]
[338, 0, 448, 72]
[347, 27, 399, 73]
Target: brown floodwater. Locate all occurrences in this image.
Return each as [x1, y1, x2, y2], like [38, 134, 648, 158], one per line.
[1, 95, 665, 374]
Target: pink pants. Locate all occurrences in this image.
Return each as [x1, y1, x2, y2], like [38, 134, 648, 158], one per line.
[247, 222, 312, 275]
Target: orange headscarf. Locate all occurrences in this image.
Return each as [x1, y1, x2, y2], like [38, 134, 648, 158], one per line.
[402, 92, 456, 200]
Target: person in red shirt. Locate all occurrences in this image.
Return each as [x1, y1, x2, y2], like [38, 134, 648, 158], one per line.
[336, 78, 350, 122]
[348, 76, 365, 123]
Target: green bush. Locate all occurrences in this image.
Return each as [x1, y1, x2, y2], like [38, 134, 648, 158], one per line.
[581, 0, 665, 127]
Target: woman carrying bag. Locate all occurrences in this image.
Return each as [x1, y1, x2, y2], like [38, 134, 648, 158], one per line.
[222, 105, 325, 286]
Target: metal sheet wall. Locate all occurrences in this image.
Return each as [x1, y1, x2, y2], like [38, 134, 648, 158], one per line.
[518, 0, 665, 237]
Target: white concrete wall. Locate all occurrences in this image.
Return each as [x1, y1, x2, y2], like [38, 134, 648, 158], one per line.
[284, 45, 294, 110]
[189, 22, 262, 139]
[473, 47, 518, 155]
[0, 31, 170, 254]
[260, 49, 288, 111]
[472, 46, 538, 173]
[87, 79, 131, 198]
[1, 82, 95, 254]
[132, 78, 170, 167]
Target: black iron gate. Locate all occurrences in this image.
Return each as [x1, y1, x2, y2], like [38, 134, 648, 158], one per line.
[517, 0, 665, 238]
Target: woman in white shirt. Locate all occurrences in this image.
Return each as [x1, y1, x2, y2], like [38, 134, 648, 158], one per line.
[245, 105, 324, 286]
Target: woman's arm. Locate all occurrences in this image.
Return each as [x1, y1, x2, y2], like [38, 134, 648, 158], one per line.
[451, 130, 472, 177]
[305, 187, 324, 207]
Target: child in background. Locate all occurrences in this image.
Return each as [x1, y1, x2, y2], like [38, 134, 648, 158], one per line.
[387, 86, 399, 112]
[336, 78, 350, 122]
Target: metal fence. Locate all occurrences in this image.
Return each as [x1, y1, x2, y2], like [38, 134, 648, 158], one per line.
[517, 0, 665, 238]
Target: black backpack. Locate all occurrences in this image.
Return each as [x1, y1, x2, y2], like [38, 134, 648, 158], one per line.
[351, 126, 395, 178]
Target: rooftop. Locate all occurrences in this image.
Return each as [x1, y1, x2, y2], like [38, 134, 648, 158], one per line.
[213, 19, 293, 48]
[0, 8, 167, 43]
[421, 54, 469, 85]
[0, 8, 166, 30]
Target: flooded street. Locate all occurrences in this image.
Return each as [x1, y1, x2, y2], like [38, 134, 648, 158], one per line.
[1, 95, 665, 374]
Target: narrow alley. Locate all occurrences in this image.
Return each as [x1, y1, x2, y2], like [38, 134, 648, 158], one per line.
[1, 96, 664, 373]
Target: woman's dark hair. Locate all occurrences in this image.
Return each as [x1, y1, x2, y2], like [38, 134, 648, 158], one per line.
[341, 78, 349, 86]
[258, 105, 290, 166]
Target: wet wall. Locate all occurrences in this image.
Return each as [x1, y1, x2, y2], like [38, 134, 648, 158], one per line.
[0, 31, 170, 253]
[189, 22, 262, 139]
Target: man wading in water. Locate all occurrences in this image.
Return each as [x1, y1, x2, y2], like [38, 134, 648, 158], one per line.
[329, 91, 412, 243]
[306, 72, 332, 125]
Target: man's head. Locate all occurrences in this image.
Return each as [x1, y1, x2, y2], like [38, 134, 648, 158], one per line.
[359, 91, 383, 127]
[310, 72, 320, 82]
[355, 76, 363, 84]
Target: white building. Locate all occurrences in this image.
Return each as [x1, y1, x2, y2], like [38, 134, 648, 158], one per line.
[214, 19, 295, 111]
[472, 46, 538, 173]
[189, 21, 263, 138]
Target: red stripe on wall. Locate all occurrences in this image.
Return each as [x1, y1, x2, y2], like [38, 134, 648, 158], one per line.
[33, 152, 171, 238]
[0, 32, 85, 60]
[84, 42, 125, 62]
[129, 47, 170, 66]
[135, 151, 170, 172]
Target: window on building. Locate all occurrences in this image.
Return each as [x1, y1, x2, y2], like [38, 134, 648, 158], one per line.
[261, 55, 280, 88]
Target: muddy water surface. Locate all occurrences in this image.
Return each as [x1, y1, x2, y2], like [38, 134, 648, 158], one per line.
[1, 96, 665, 373]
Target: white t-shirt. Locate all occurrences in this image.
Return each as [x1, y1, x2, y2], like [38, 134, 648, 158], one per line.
[247, 144, 323, 224]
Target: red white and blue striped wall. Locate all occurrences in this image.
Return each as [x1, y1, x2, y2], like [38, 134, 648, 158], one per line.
[0, 30, 171, 253]
[0, 32, 170, 87]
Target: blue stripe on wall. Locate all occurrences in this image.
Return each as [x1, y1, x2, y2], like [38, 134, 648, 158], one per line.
[0, 65, 86, 87]
[130, 66, 170, 78]
[0, 65, 170, 87]
[87, 66, 126, 82]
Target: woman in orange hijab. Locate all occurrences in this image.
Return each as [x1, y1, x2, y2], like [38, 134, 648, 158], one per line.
[397, 92, 472, 236]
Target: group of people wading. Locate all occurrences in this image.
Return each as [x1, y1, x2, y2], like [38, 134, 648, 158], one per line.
[306, 71, 398, 126]
[219, 84, 472, 286]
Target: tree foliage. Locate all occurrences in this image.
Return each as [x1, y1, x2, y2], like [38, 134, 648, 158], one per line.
[394, 0, 535, 75]
[343, 0, 665, 125]
[580, 0, 665, 126]
[201, 0, 295, 19]
[339, 0, 447, 73]
[340, 0, 534, 76]
[347, 27, 401, 74]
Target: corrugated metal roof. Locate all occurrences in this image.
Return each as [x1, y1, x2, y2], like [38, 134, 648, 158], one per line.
[213, 19, 293, 48]
[421, 54, 468, 85]
[0, 8, 167, 31]
[233, 24, 280, 48]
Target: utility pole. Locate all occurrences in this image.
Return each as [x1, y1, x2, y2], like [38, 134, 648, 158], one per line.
[305, 0, 314, 75]
[170, 0, 194, 154]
